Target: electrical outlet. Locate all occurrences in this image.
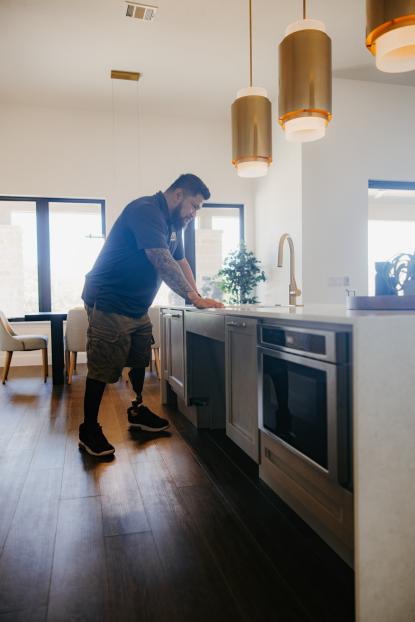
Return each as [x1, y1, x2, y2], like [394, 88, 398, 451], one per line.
[328, 276, 350, 287]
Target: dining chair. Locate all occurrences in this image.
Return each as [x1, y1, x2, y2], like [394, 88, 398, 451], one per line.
[65, 306, 88, 384]
[0, 310, 48, 383]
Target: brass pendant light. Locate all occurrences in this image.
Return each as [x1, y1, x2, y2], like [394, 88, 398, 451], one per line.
[278, 0, 332, 143]
[231, 0, 272, 178]
[366, 0, 415, 73]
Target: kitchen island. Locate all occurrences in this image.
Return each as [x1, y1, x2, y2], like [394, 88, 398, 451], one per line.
[160, 304, 415, 622]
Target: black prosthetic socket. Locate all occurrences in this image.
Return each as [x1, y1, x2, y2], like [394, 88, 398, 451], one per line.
[128, 367, 146, 405]
[83, 377, 106, 428]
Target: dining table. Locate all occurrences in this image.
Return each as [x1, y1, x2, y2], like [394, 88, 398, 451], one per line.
[23, 312, 68, 385]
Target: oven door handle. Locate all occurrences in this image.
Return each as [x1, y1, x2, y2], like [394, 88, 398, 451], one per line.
[257, 345, 334, 373]
[259, 325, 342, 363]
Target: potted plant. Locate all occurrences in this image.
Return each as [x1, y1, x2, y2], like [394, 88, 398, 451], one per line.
[217, 242, 266, 304]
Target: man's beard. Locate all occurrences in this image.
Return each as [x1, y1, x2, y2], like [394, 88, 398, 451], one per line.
[171, 203, 190, 230]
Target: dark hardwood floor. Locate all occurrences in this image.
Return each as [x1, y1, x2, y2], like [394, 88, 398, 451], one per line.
[0, 367, 354, 621]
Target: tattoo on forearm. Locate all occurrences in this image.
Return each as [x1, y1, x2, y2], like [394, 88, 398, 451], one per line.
[178, 259, 197, 291]
[145, 249, 193, 299]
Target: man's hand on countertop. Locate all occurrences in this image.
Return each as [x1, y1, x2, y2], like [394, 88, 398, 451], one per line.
[187, 291, 225, 309]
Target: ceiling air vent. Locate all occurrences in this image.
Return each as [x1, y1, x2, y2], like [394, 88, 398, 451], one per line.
[125, 2, 158, 21]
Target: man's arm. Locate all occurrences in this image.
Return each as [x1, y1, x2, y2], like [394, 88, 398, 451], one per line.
[176, 258, 199, 295]
[146, 249, 194, 299]
[145, 249, 224, 309]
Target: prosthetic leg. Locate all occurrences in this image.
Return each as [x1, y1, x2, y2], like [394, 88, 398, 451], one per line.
[128, 367, 145, 412]
[127, 367, 169, 432]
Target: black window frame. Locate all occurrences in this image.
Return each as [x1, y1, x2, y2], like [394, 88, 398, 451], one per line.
[369, 180, 415, 191]
[184, 202, 244, 277]
[0, 195, 105, 313]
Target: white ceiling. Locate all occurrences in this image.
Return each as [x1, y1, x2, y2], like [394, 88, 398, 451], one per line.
[1, 0, 414, 114]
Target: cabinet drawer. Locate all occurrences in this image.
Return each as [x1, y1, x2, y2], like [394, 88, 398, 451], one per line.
[260, 431, 353, 562]
[185, 312, 225, 342]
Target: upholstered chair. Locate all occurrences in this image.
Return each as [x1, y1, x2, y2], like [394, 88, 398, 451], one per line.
[0, 310, 48, 383]
[65, 307, 89, 385]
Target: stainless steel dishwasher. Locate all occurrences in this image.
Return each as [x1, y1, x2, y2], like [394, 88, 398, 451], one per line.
[185, 311, 226, 429]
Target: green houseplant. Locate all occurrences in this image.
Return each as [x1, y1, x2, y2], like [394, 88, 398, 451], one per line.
[217, 242, 266, 304]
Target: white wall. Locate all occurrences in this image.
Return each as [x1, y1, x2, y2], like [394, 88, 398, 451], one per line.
[0, 96, 254, 365]
[302, 78, 415, 303]
[0, 99, 254, 239]
[254, 78, 415, 306]
[254, 112, 302, 306]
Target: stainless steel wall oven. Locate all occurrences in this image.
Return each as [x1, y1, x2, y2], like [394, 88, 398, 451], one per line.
[258, 321, 354, 565]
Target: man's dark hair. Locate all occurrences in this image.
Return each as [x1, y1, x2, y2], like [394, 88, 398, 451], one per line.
[167, 174, 210, 200]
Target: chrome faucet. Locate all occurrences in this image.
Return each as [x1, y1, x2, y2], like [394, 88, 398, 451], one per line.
[277, 233, 302, 306]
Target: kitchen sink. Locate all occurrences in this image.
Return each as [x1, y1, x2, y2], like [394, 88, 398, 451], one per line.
[255, 306, 294, 312]
[252, 305, 293, 310]
[223, 305, 291, 313]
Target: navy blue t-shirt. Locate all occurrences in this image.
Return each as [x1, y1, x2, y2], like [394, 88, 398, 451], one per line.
[82, 192, 184, 317]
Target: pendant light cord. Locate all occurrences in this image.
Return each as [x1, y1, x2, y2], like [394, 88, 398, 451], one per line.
[111, 79, 117, 193]
[249, 0, 253, 87]
[303, 0, 306, 19]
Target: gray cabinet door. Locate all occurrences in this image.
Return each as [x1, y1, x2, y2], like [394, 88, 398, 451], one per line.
[160, 310, 172, 405]
[160, 311, 171, 381]
[225, 317, 259, 462]
[168, 311, 185, 399]
[160, 309, 185, 402]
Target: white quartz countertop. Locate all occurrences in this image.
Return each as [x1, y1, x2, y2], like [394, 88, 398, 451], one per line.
[163, 303, 415, 325]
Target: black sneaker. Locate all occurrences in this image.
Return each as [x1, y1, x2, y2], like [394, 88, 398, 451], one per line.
[127, 405, 170, 432]
[79, 423, 115, 457]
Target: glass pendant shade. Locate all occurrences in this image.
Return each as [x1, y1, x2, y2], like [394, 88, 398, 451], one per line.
[278, 18, 332, 143]
[237, 160, 269, 178]
[232, 86, 272, 178]
[284, 116, 327, 143]
[366, 0, 415, 73]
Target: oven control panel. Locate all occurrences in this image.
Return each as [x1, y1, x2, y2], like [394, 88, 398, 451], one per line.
[259, 323, 350, 364]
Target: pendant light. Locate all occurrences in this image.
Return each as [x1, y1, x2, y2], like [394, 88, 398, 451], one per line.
[366, 0, 415, 73]
[278, 0, 332, 143]
[231, 0, 272, 178]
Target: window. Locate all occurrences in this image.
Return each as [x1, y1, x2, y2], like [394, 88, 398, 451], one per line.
[368, 181, 415, 295]
[194, 205, 243, 297]
[0, 201, 39, 315]
[0, 197, 105, 316]
[49, 202, 104, 311]
[153, 203, 244, 306]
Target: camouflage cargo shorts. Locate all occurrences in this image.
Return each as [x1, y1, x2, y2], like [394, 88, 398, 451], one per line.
[85, 305, 153, 384]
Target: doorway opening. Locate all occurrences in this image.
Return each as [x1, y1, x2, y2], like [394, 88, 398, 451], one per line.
[368, 180, 415, 295]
